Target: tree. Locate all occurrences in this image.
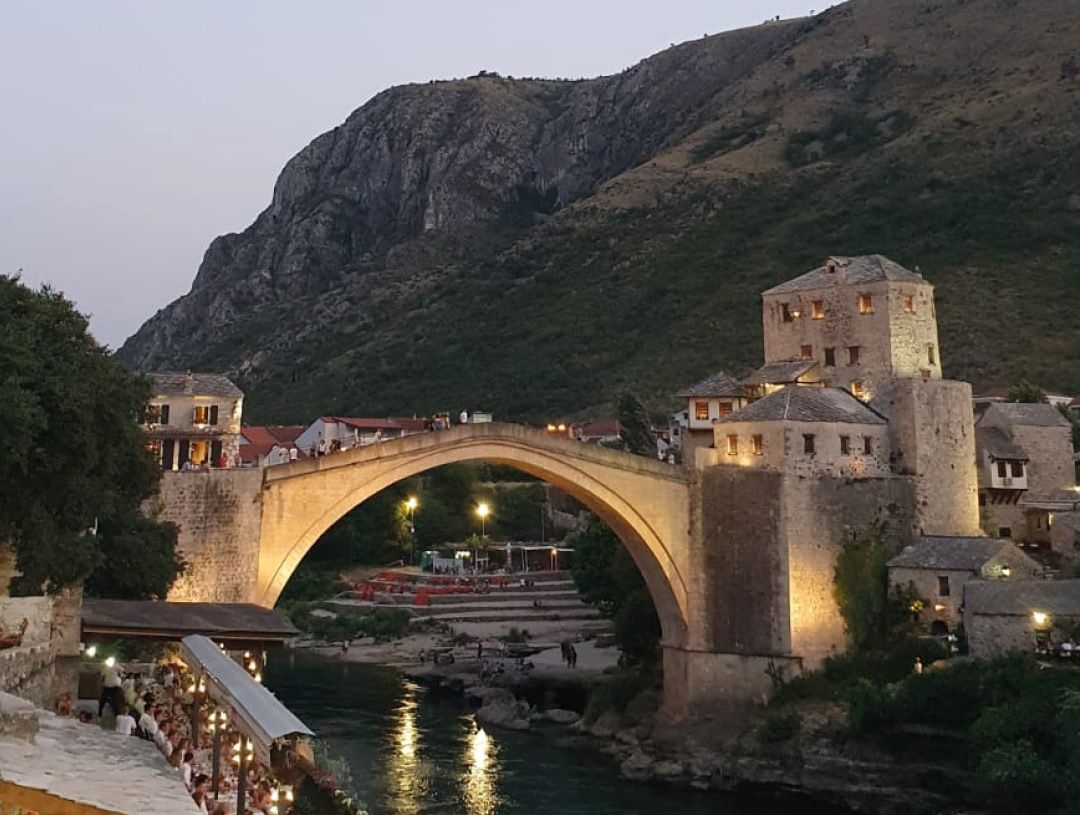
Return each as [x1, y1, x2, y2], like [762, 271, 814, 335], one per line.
[832, 522, 892, 652]
[1007, 379, 1045, 403]
[617, 392, 654, 456]
[1056, 404, 1080, 451]
[569, 514, 660, 664]
[0, 275, 181, 596]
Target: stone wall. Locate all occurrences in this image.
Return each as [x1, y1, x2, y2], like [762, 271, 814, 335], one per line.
[965, 612, 1039, 658]
[710, 420, 891, 478]
[156, 469, 264, 603]
[696, 465, 916, 670]
[0, 592, 80, 708]
[781, 474, 916, 665]
[888, 566, 973, 626]
[878, 378, 981, 537]
[761, 278, 939, 397]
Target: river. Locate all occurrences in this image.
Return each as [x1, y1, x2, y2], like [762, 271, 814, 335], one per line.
[266, 652, 849, 815]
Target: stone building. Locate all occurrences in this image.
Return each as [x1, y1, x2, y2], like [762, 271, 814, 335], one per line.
[974, 401, 1076, 542]
[675, 371, 748, 460]
[760, 255, 941, 401]
[888, 536, 1042, 632]
[964, 579, 1080, 658]
[143, 372, 243, 470]
[683, 254, 981, 668]
[709, 385, 891, 478]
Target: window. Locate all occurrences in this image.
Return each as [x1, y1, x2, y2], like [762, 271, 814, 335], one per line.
[717, 401, 733, 418]
[848, 345, 861, 365]
[1010, 461, 1024, 478]
[863, 436, 873, 455]
[927, 344, 936, 365]
[858, 293, 873, 314]
[209, 405, 219, 426]
[999, 527, 1012, 538]
[800, 344, 813, 360]
[726, 435, 739, 456]
[937, 576, 951, 597]
[824, 347, 836, 366]
[803, 434, 816, 454]
[996, 460, 1008, 479]
[752, 434, 764, 456]
[811, 300, 825, 320]
[160, 404, 170, 425]
[851, 381, 866, 400]
[903, 294, 915, 314]
[782, 303, 794, 323]
[979, 492, 987, 507]
[840, 435, 851, 455]
[193, 405, 210, 425]
[694, 401, 709, 421]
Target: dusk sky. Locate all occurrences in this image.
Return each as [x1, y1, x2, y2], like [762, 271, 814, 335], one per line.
[1, 0, 818, 348]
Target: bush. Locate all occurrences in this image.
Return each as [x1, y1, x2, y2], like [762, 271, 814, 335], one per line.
[581, 668, 656, 724]
[759, 710, 801, 744]
[504, 627, 530, 643]
[293, 608, 411, 642]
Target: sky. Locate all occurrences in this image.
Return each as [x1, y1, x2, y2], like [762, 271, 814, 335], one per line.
[0, 0, 816, 349]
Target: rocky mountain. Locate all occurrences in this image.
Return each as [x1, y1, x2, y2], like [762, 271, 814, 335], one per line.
[119, 0, 1080, 423]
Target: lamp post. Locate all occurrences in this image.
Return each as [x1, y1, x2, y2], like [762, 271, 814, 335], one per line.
[405, 497, 419, 564]
[475, 503, 490, 575]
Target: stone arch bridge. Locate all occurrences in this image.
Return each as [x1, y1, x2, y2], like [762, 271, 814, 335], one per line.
[158, 422, 898, 715]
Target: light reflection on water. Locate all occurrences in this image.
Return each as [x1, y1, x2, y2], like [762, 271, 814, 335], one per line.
[266, 653, 849, 815]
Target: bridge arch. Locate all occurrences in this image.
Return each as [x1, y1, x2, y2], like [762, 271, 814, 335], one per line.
[257, 424, 691, 649]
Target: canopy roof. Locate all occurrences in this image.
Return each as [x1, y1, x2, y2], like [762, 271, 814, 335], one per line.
[83, 600, 299, 644]
[181, 635, 313, 761]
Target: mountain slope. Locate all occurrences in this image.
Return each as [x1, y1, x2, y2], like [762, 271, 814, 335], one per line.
[119, 0, 1080, 422]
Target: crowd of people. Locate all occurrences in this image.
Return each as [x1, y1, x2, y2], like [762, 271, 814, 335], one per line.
[84, 658, 290, 815]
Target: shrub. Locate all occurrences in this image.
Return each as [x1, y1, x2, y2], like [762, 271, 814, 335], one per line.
[759, 710, 801, 744]
[504, 627, 530, 643]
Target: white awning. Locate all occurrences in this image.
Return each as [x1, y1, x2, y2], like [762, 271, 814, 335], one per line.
[180, 635, 313, 762]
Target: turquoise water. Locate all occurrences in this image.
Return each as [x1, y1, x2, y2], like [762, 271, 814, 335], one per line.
[265, 653, 848, 815]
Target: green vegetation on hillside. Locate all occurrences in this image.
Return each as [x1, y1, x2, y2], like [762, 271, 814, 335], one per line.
[228, 138, 1080, 425]
[0, 275, 182, 598]
[569, 514, 660, 665]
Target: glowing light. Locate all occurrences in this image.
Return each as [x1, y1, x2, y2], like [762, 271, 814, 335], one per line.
[475, 503, 490, 519]
[1032, 611, 1050, 627]
[471, 727, 489, 771]
[933, 603, 946, 612]
[1001, 565, 1011, 577]
[248, 659, 258, 672]
[84, 645, 97, 658]
[406, 496, 419, 510]
[253, 672, 263, 684]
[546, 424, 556, 432]
[104, 656, 116, 668]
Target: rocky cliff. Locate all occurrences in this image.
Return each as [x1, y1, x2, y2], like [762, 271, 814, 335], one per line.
[119, 0, 1080, 422]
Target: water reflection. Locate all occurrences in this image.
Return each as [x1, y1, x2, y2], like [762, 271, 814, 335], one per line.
[384, 684, 426, 815]
[462, 725, 500, 815]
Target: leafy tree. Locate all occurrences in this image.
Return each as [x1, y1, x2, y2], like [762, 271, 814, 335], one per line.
[0, 275, 180, 596]
[1007, 379, 1045, 403]
[617, 392, 654, 456]
[833, 522, 893, 652]
[1056, 403, 1080, 451]
[84, 513, 183, 600]
[569, 514, 660, 664]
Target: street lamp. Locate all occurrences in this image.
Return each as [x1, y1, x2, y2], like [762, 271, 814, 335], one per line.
[405, 496, 419, 533]
[475, 502, 490, 538]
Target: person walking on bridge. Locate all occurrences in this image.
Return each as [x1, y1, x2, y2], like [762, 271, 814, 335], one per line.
[460, 409, 469, 425]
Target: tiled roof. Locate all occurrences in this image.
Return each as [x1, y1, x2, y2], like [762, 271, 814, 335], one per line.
[740, 359, 818, 387]
[148, 371, 242, 398]
[677, 370, 744, 398]
[976, 426, 1028, 461]
[82, 600, 299, 641]
[965, 579, 1080, 617]
[888, 536, 1014, 571]
[981, 402, 1071, 428]
[763, 255, 925, 295]
[719, 385, 886, 425]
